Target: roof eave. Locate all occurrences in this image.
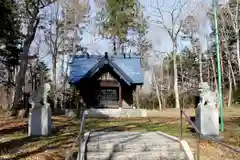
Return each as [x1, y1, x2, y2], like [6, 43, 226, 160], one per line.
[132, 82, 144, 85]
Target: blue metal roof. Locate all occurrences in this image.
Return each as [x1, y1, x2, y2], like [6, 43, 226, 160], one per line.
[68, 54, 144, 85]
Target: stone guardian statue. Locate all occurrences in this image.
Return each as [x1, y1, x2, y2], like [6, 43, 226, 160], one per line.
[197, 82, 218, 109]
[28, 82, 51, 108]
[195, 82, 219, 136]
[28, 82, 52, 136]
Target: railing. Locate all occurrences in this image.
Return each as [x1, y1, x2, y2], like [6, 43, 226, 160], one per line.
[65, 111, 86, 160]
[180, 108, 240, 160]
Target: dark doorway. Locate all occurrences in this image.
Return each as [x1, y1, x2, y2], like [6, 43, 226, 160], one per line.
[99, 87, 119, 108]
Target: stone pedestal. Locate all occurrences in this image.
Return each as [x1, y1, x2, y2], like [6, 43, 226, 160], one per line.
[65, 109, 77, 118]
[28, 103, 52, 136]
[195, 106, 219, 136]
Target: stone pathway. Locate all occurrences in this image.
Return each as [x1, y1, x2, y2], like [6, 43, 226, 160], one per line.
[84, 131, 188, 160]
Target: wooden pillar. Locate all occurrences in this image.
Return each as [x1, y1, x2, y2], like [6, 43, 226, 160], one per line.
[119, 85, 122, 108]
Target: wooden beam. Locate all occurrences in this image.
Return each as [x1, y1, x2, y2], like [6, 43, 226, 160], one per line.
[119, 85, 122, 108]
[100, 80, 119, 87]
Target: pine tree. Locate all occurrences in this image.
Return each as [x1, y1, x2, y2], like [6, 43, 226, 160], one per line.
[0, 0, 21, 109]
[99, 0, 141, 54]
[0, 0, 21, 85]
[12, 0, 55, 115]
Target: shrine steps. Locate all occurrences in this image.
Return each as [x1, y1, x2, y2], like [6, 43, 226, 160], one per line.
[86, 151, 186, 160]
[80, 131, 193, 160]
[65, 109, 148, 118]
[84, 109, 147, 118]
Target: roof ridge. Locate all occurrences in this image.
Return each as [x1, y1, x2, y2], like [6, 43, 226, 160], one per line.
[68, 54, 144, 84]
[71, 54, 141, 59]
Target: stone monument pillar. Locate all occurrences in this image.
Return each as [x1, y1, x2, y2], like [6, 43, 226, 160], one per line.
[195, 82, 219, 136]
[28, 83, 52, 136]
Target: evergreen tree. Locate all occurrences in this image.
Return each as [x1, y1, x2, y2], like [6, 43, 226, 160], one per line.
[135, 8, 152, 69]
[0, 0, 21, 109]
[28, 60, 50, 92]
[0, 0, 21, 86]
[12, 0, 55, 115]
[98, 0, 142, 54]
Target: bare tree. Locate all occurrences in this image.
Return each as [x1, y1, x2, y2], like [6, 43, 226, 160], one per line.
[182, 15, 202, 82]
[152, 67, 162, 111]
[43, 3, 66, 110]
[42, 0, 89, 110]
[152, 0, 191, 109]
[11, 0, 56, 115]
[226, 0, 240, 75]
[219, 8, 237, 107]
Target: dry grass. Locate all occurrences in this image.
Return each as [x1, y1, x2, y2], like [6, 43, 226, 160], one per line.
[0, 116, 79, 160]
[0, 107, 239, 160]
[182, 107, 240, 160]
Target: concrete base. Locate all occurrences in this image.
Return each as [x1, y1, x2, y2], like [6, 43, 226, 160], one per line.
[84, 109, 147, 118]
[199, 135, 224, 140]
[64, 109, 147, 118]
[65, 109, 77, 118]
[28, 104, 52, 136]
[195, 106, 219, 136]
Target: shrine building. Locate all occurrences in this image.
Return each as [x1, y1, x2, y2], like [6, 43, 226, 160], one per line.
[68, 52, 144, 109]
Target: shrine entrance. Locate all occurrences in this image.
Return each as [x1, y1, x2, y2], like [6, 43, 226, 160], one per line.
[69, 52, 143, 109]
[99, 87, 119, 108]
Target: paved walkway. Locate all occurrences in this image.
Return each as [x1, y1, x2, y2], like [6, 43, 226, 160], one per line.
[84, 131, 187, 160]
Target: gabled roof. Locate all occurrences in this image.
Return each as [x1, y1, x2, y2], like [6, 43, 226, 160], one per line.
[68, 53, 144, 85]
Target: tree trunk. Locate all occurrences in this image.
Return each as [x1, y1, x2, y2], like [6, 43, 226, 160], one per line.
[199, 52, 203, 82]
[52, 55, 57, 110]
[11, 44, 31, 115]
[30, 66, 34, 92]
[60, 55, 65, 110]
[224, 41, 237, 90]
[121, 43, 124, 54]
[62, 55, 71, 109]
[160, 64, 165, 109]
[6, 66, 14, 110]
[227, 60, 232, 108]
[230, 62, 237, 90]
[210, 54, 218, 91]
[152, 68, 162, 111]
[234, 1, 240, 75]
[113, 38, 116, 55]
[135, 86, 140, 109]
[167, 66, 171, 91]
[12, 67, 18, 105]
[11, 14, 40, 116]
[207, 62, 210, 84]
[179, 54, 184, 107]
[237, 36, 240, 76]
[173, 42, 180, 109]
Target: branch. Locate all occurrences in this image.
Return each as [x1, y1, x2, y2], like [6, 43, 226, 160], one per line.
[38, 0, 45, 7]
[26, 3, 34, 18]
[153, 2, 172, 37]
[174, 20, 183, 41]
[226, 2, 237, 30]
[44, 33, 55, 55]
[25, 17, 40, 47]
[172, 0, 188, 26]
[57, 38, 65, 49]
[39, 0, 56, 9]
[235, 2, 239, 29]
[29, 0, 38, 10]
